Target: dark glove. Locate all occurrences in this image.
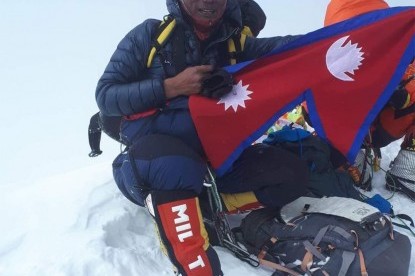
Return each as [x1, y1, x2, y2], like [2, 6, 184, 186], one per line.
[200, 68, 234, 99]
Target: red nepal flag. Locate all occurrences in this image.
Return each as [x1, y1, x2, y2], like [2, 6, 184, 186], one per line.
[189, 7, 415, 176]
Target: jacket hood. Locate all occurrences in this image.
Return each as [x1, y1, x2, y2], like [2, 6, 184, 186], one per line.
[166, 0, 243, 28]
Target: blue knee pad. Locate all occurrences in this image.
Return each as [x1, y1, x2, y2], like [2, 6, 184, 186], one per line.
[113, 134, 207, 206]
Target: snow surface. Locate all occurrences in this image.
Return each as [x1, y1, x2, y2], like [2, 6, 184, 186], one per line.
[0, 1, 413, 275]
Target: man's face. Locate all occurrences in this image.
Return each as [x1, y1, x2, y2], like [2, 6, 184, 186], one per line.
[181, 0, 227, 22]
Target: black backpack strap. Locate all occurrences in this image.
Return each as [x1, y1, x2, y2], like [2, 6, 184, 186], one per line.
[228, 32, 243, 65]
[88, 112, 103, 157]
[158, 21, 187, 78]
[128, 148, 150, 194]
[99, 113, 123, 143]
[171, 23, 187, 75]
[228, 28, 249, 65]
[391, 213, 415, 232]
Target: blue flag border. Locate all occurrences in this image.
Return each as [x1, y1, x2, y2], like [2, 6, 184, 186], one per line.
[215, 6, 415, 176]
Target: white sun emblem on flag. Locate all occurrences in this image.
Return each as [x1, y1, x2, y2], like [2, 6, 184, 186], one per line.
[326, 35, 364, 81]
[217, 80, 253, 112]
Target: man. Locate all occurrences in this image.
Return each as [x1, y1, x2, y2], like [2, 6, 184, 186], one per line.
[324, 0, 415, 200]
[96, 0, 307, 275]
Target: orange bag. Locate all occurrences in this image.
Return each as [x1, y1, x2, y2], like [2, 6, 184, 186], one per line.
[324, 0, 389, 26]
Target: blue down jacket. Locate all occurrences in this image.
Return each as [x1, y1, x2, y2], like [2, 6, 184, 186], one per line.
[96, 0, 299, 155]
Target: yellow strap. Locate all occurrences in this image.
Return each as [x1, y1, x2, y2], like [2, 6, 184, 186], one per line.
[149, 20, 248, 67]
[146, 18, 177, 68]
[402, 93, 411, 109]
[227, 26, 251, 65]
[147, 48, 158, 68]
[227, 33, 248, 65]
[240, 26, 251, 46]
[228, 37, 237, 65]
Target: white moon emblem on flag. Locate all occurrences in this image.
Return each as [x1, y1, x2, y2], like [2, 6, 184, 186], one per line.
[217, 80, 253, 112]
[326, 35, 364, 81]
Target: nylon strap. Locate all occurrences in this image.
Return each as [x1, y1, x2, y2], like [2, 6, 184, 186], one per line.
[257, 237, 302, 275]
[303, 240, 326, 261]
[228, 32, 247, 65]
[301, 250, 314, 272]
[338, 251, 356, 276]
[332, 226, 354, 240]
[147, 17, 177, 68]
[128, 149, 150, 192]
[171, 24, 187, 75]
[313, 226, 329, 245]
[321, 270, 330, 276]
[148, 15, 251, 68]
[358, 249, 368, 276]
[88, 112, 103, 157]
[384, 215, 395, 240]
[259, 256, 302, 276]
[241, 26, 253, 37]
[228, 37, 237, 65]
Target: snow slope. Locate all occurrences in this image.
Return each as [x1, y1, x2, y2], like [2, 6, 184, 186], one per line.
[0, 0, 413, 275]
[0, 141, 413, 276]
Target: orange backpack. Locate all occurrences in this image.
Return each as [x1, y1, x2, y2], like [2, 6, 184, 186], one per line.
[324, 0, 389, 26]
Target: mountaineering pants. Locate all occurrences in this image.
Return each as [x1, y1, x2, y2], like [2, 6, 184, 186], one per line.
[114, 134, 308, 209]
[147, 190, 223, 276]
[216, 142, 308, 208]
[113, 134, 308, 276]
